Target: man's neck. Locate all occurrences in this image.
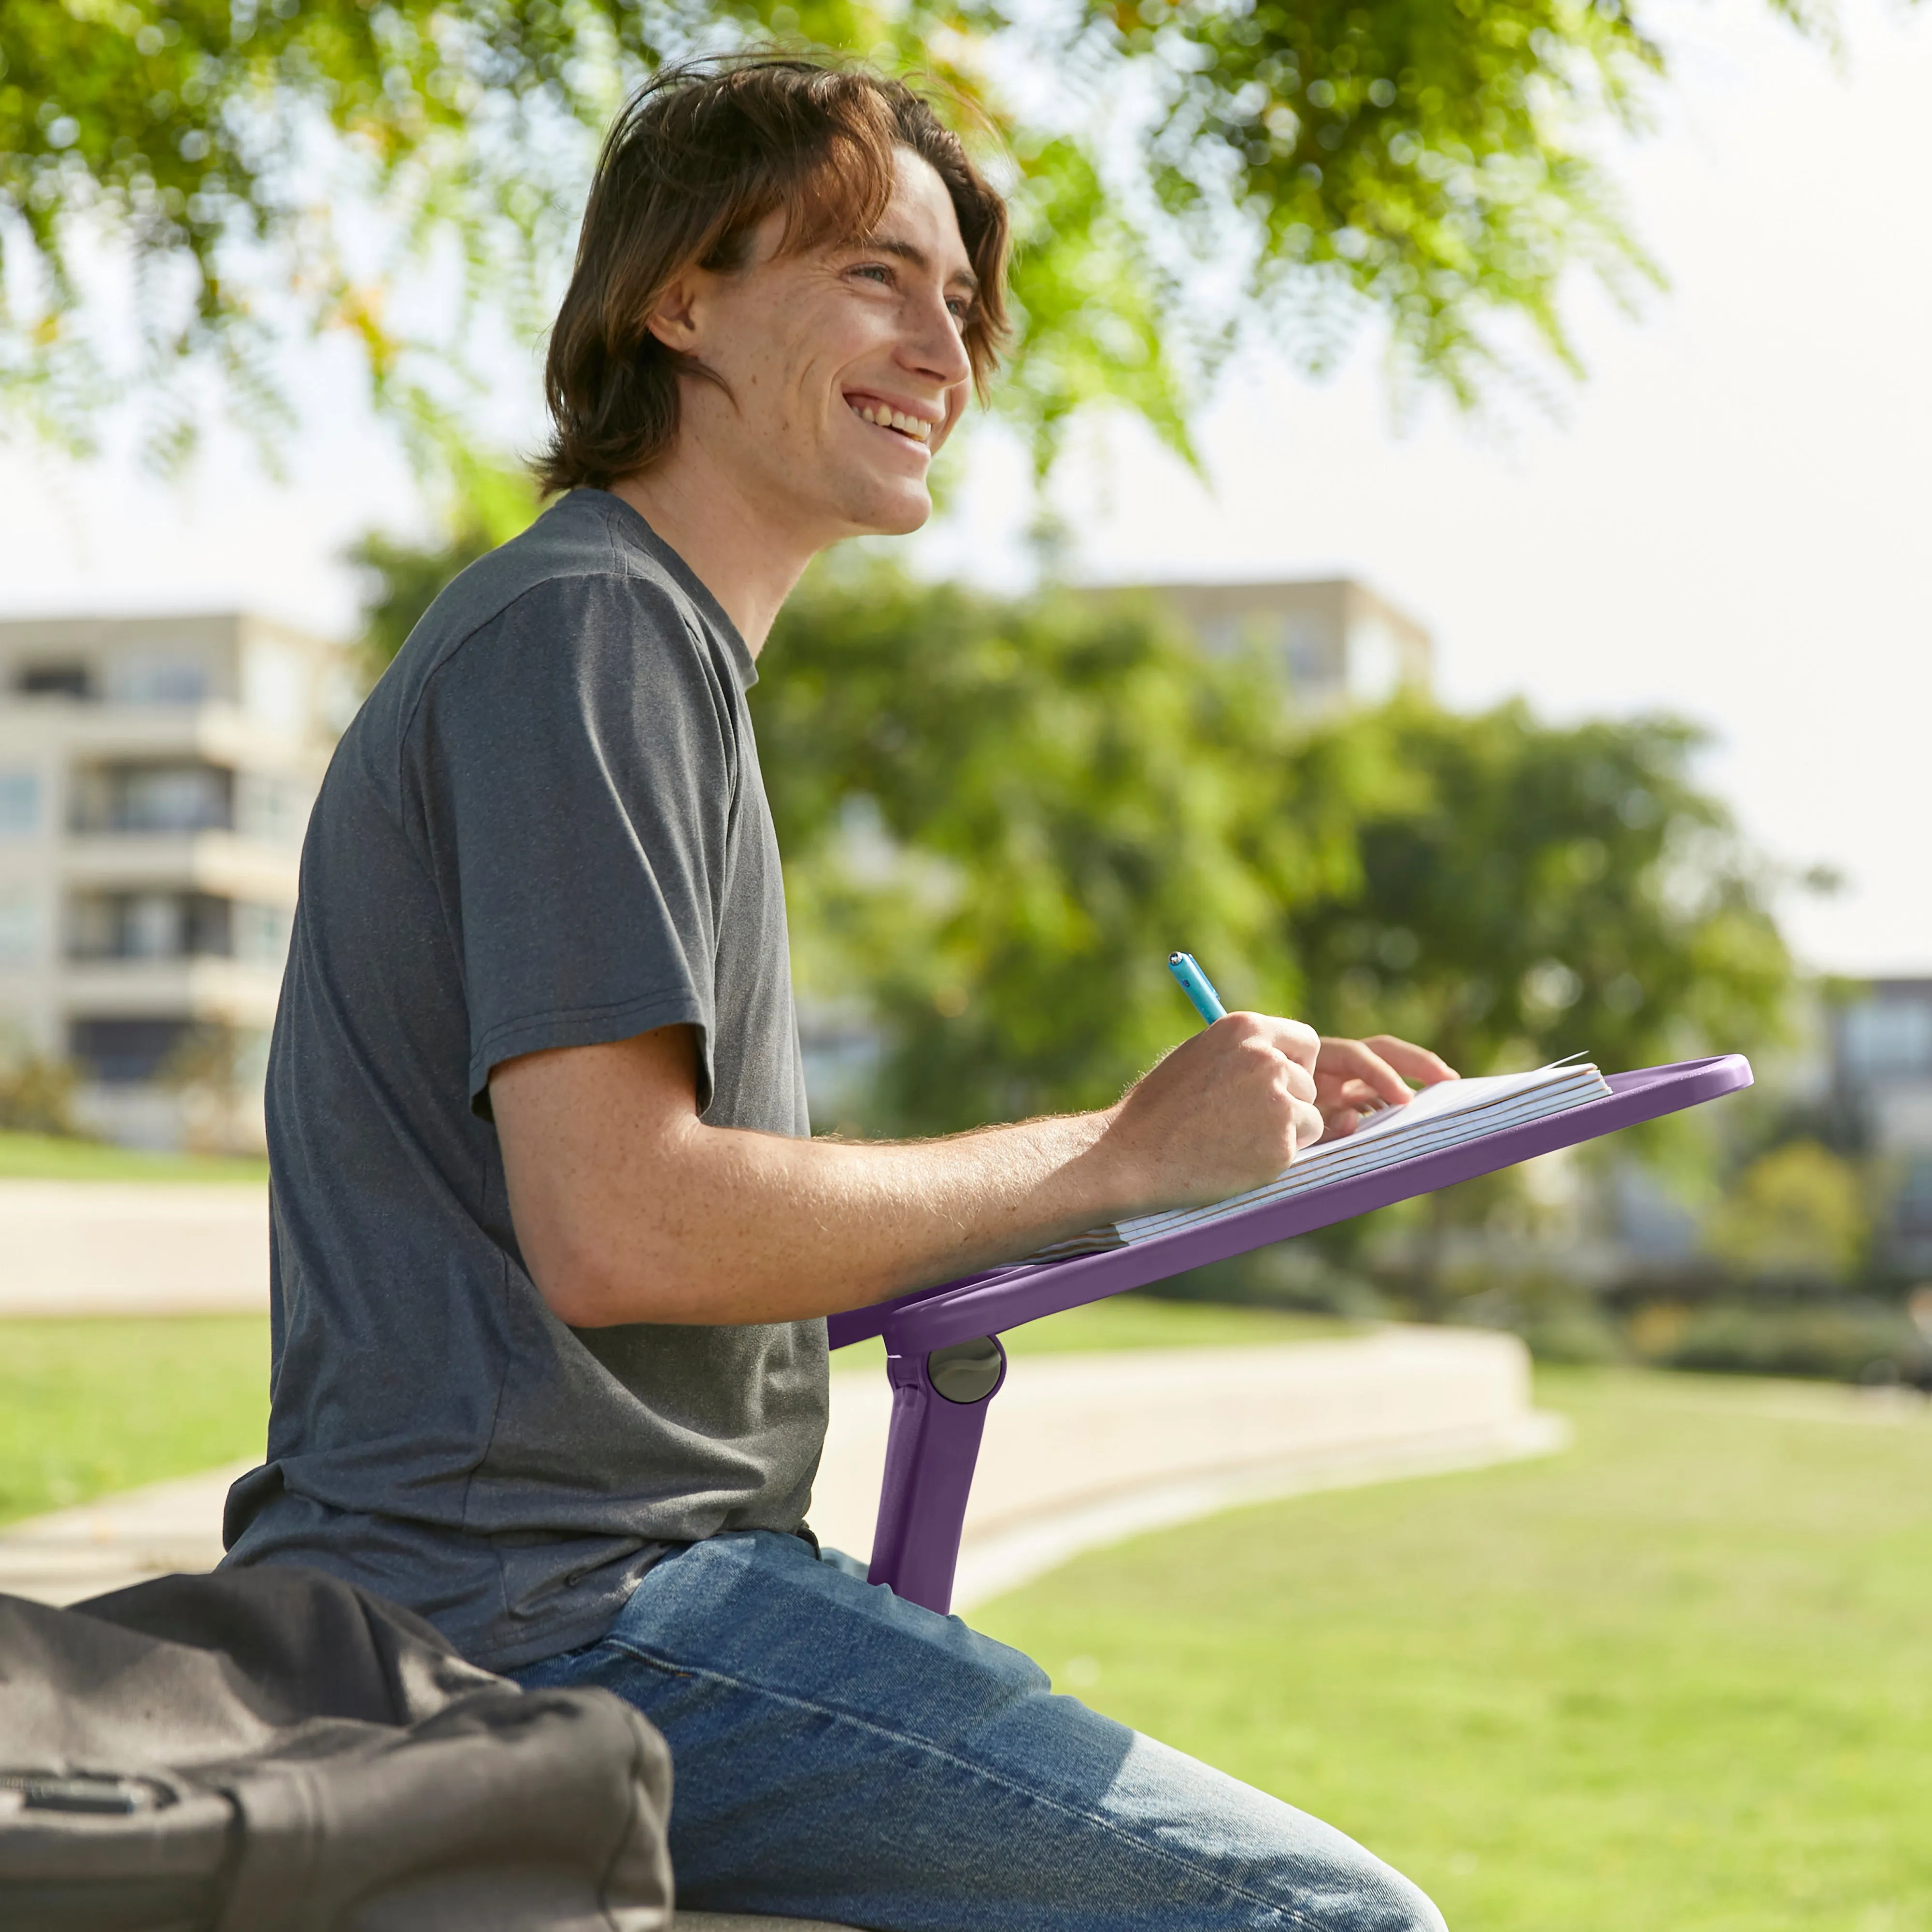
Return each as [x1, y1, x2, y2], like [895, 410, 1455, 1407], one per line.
[609, 446, 814, 655]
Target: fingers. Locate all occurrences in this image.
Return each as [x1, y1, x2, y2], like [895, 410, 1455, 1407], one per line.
[1363, 1035, 1460, 1086]
[1328, 1078, 1395, 1117]
[1312, 1077, 1395, 1145]
[1291, 1095, 1327, 1152]
[1313, 1035, 1417, 1108]
[1224, 1011, 1319, 1071]
[1226, 1018, 1315, 1103]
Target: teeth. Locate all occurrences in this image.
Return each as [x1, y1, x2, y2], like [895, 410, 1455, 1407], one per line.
[850, 401, 932, 443]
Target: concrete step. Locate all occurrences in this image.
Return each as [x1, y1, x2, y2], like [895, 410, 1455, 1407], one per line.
[0, 1179, 267, 1316]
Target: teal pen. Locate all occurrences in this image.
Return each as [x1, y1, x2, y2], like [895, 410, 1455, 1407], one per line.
[1167, 952, 1227, 1026]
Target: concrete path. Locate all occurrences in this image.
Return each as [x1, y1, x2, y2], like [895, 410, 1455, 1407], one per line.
[0, 1326, 1562, 1609]
[0, 1180, 267, 1316]
[0, 1459, 254, 1605]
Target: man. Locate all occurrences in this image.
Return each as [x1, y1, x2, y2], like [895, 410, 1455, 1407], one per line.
[225, 57, 1454, 1929]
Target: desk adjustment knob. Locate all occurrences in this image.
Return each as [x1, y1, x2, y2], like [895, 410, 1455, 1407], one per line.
[925, 1336, 1005, 1404]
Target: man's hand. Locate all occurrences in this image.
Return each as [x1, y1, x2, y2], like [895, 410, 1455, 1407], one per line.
[1310, 1035, 1460, 1141]
[1093, 1019, 1459, 1211]
[1097, 1013, 1326, 1210]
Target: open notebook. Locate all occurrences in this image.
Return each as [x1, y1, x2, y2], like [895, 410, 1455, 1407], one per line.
[1032, 1056, 1614, 1260]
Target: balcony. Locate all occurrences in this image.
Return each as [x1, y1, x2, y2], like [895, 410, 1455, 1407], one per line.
[60, 760, 307, 893]
[70, 761, 233, 838]
[60, 955, 283, 1030]
[68, 890, 289, 966]
[61, 891, 288, 1031]
[68, 1015, 196, 1086]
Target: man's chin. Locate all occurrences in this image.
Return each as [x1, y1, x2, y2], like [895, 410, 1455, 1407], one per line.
[848, 484, 933, 540]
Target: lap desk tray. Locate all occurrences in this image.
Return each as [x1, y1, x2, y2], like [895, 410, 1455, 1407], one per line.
[827, 1053, 1752, 1614]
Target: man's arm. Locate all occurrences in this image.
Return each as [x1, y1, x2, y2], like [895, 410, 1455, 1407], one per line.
[493, 1018, 1452, 1328]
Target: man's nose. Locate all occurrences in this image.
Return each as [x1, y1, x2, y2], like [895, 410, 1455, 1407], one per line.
[903, 291, 973, 389]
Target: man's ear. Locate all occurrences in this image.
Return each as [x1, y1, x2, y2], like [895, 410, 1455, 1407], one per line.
[643, 268, 706, 355]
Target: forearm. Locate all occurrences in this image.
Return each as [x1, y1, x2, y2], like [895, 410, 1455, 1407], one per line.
[495, 1013, 1347, 1330]
[533, 1108, 1126, 1327]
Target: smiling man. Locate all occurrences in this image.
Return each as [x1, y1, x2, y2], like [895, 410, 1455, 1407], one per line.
[223, 58, 1450, 1931]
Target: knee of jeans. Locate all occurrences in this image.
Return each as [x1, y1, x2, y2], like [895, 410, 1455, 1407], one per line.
[1407, 1889, 1450, 1932]
[1290, 1836, 1447, 1932]
[1364, 1863, 1449, 1932]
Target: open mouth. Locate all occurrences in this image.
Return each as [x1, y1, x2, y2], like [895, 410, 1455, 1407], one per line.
[847, 397, 935, 446]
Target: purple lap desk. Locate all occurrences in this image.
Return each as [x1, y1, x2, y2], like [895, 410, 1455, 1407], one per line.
[826, 1053, 1753, 1614]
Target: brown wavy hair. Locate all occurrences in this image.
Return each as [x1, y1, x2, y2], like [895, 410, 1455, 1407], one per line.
[535, 58, 1011, 496]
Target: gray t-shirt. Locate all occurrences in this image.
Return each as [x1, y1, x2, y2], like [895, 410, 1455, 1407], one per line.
[222, 489, 824, 1672]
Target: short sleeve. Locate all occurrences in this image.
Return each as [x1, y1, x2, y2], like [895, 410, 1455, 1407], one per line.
[402, 574, 743, 1115]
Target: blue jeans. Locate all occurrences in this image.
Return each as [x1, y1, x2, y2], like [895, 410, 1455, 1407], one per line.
[510, 1531, 1445, 1931]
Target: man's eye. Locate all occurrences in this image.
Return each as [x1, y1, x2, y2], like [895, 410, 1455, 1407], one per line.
[852, 263, 892, 284]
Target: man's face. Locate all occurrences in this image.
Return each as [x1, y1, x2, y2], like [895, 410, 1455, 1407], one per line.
[654, 147, 979, 548]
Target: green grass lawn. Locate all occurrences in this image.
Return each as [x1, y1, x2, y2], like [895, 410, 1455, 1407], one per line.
[0, 1129, 268, 1183]
[0, 1316, 270, 1525]
[974, 1367, 1932, 1932]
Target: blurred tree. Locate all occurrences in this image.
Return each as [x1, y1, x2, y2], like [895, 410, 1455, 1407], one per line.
[1280, 697, 1793, 1303]
[0, 1044, 80, 1136]
[756, 559, 1380, 1130]
[1702, 1139, 1869, 1290]
[159, 1019, 269, 1154]
[1285, 699, 1791, 1079]
[345, 453, 541, 686]
[2, 0, 1855, 471]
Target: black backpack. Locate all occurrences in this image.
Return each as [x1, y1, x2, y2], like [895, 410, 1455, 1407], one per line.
[0, 1565, 673, 1931]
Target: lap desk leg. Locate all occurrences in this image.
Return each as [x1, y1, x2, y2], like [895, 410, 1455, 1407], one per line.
[865, 1336, 1007, 1613]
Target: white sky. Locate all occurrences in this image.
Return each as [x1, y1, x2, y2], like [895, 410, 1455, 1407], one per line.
[1, 0, 1926, 975]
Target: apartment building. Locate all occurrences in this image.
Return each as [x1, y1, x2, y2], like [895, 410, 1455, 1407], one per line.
[1833, 978, 1932, 1275]
[1120, 577, 1434, 711]
[0, 612, 347, 1151]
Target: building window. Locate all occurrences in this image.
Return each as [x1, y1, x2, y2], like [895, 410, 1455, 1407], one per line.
[234, 902, 292, 965]
[1841, 999, 1932, 1082]
[69, 1016, 192, 1084]
[235, 772, 308, 845]
[242, 640, 308, 734]
[0, 769, 38, 836]
[71, 763, 234, 835]
[130, 895, 185, 959]
[107, 652, 209, 706]
[118, 766, 230, 833]
[13, 663, 91, 700]
[69, 892, 238, 961]
[0, 886, 38, 967]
